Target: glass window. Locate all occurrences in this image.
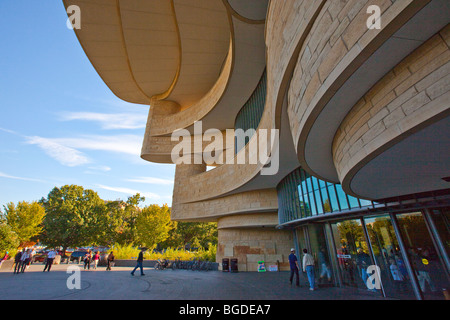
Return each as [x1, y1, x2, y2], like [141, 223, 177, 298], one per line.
[348, 195, 360, 209]
[365, 215, 416, 299]
[300, 171, 312, 217]
[359, 198, 373, 208]
[327, 183, 339, 212]
[428, 208, 450, 258]
[331, 219, 379, 294]
[396, 212, 450, 300]
[320, 180, 331, 213]
[308, 224, 334, 286]
[277, 167, 387, 224]
[309, 190, 317, 216]
[315, 189, 324, 214]
[335, 184, 349, 210]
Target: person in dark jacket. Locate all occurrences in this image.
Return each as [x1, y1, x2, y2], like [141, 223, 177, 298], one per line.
[288, 248, 300, 287]
[356, 248, 371, 289]
[13, 249, 23, 274]
[106, 251, 115, 271]
[131, 248, 146, 276]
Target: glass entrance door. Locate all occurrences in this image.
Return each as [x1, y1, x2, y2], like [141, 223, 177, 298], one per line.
[308, 224, 334, 287]
[330, 219, 380, 295]
[364, 215, 416, 299]
[396, 212, 450, 300]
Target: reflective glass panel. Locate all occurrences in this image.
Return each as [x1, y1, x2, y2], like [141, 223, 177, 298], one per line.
[365, 215, 416, 299]
[396, 212, 450, 300]
[335, 184, 349, 210]
[331, 219, 379, 295]
[308, 224, 334, 287]
[429, 207, 450, 258]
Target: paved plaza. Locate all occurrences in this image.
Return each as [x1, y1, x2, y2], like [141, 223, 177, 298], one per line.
[0, 262, 388, 300]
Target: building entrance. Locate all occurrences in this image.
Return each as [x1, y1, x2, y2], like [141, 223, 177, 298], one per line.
[395, 211, 450, 300]
[293, 207, 450, 299]
[330, 219, 380, 295]
[364, 215, 416, 299]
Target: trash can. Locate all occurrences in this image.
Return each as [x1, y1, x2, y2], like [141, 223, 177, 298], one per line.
[230, 258, 238, 273]
[222, 258, 229, 272]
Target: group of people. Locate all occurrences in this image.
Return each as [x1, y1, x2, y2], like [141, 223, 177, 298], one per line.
[13, 248, 37, 274]
[1, 248, 116, 273]
[288, 248, 316, 291]
[81, 250, 115, 271]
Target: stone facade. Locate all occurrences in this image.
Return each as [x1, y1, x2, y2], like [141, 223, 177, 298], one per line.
[333, 25, 450, 196]
[69, 0, 449, 269]
[217, 227, 293, 272]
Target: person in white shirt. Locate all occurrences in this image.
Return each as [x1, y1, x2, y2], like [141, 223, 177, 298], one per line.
[43, 249, 57, 272]
[19, 249, 30, 273]
[302, 248, 315, 291]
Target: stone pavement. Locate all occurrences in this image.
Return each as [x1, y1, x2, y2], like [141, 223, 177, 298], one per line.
[0, 263, 388, 300]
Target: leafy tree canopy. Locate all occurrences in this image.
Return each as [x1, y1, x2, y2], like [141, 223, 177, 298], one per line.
[136, 204, 175, 249]
[2, 201, 45, 244]
[40, 185, 106, 250]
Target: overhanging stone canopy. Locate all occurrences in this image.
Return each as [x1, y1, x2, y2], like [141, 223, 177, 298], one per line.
[64, 0, 231, 108]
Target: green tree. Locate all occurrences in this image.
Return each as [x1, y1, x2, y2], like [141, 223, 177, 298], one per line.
[136, 204, 174, 249]
[0, 221, 20, 254]
[162, 221, 218, 250]
[105, 194, 145, 245]
[2, 201, 45, 244]
[40, 185, 106, 253]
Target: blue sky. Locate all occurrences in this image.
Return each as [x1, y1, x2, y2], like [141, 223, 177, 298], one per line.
[0, 1, 175, 208]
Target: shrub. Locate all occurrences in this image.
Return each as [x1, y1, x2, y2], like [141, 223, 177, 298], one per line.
[111, 243, 217, 262]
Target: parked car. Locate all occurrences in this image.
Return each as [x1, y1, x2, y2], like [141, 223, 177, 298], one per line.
[33, 253, 47, 263]
[69, 251, 88, 263]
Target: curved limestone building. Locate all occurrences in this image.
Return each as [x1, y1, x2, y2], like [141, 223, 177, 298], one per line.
[65, 0, 450, 300]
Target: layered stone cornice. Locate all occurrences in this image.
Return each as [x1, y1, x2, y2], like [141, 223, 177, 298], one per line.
[167, 0, 326, 207]
[287, 0, 450, 188]
[333, 26, 450, 199]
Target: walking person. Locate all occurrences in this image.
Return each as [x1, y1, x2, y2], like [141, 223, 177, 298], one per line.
[288, 248, 300, 287]
[29, 248, 36, 265]
[13, 249, 23, 274]
[92, 251, 100, 270]
[302, 248, 315, 291]
[43, 249, 57, 272]
[356, 248, 371, 290]
[83, 250, 92, 270]
[318, 247, 331, 284]
[131, 248, 146, 276]
[20, 249, 30, 273]
[106, 251, 115, 271]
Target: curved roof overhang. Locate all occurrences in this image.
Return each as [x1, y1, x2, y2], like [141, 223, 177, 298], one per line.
[63, 0, 232, 107]
[298, 0, 450, 185]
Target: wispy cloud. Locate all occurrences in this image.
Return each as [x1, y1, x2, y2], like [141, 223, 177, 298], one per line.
[25, 136, 91, 167]
[0, 127, 19, 135]
[126, 177, 173, 185]
[84, 165, 112, 175]
[59, 111, 147, 130]
[26, 134, 143, 167]
[0, 171, 45, 183]
[96, 184, 162, 200]
[88, 165, 111, 172]
[51, 135, 143, 156]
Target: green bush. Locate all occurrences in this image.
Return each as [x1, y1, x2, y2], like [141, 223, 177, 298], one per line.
[111, 243, 217, 262]
[110, 243, 141, 260]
